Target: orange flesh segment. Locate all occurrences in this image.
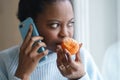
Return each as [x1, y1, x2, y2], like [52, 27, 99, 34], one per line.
[61, 37, 79, 55]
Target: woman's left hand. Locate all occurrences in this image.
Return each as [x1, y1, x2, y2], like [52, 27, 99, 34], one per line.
[56, 43, 85, 80]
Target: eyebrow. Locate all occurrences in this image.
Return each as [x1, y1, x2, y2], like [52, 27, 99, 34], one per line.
[70, 18, 75, 21]
[47, 19, 60, 22]
[47, 18, 75, 22]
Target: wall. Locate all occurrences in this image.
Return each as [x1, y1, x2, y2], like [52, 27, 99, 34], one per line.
[0, 0, 21, 50]
[118, 0, 120, 40]
[89, 0, 118, 70]
[73, 0, 118, 71]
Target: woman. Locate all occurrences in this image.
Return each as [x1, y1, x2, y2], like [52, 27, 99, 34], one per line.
[0, 0, 103, 80]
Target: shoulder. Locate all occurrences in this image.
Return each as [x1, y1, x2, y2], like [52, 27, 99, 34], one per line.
[79, 47, 103, 80]
[80, 47, 93, 61]
[0, 45, 20, 58]
[0, 45, 20, 66]
[79, 47, 96, 68]
[0, 45, 20, 79]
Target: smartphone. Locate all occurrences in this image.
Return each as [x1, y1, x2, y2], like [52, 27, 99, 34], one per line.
[19, 17, 46, 60]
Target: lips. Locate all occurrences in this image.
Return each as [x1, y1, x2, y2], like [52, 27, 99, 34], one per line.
[56, 42, 62, 46]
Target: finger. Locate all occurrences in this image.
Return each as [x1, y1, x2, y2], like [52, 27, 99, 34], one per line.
[75, 43, 82, 62]
[56, 45, 63, 66]
[56, 48, 71, 77]
[56, 45, 61, 58]
[62, 49, 70, 66]
[56, 45, 62, 59]
[29, 36, 44, 48]
[65, 49, 73, 64]
[22, 25, 33, 47]
[64, 49, 79, 72]
[31, 42, 46, 53]
[57, 46, 69, 66]
[37, 49, 48, 60]
[24, 36, 44, 55]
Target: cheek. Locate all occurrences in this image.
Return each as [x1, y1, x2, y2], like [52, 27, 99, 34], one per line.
[69, 28, 74, 38]
[42, 31, 58, 51]
[41, 31, 57, 44]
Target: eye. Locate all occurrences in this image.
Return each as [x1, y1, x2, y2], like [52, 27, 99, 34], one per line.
[68, 21, 75, 27]
[49, 23, 60, 29]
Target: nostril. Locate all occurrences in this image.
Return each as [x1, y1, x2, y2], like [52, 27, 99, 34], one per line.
[59, 30, 68, 38]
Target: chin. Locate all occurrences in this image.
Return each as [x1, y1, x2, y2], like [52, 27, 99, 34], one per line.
[47, 47, 56, 52]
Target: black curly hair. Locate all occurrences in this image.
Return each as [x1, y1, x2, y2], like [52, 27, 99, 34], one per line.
[17, 0, 73, 22]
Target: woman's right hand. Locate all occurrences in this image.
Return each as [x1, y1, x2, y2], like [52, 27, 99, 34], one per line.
[15, 26, 48, 80]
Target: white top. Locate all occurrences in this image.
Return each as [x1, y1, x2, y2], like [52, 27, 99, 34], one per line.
[0, 45, 103, 80]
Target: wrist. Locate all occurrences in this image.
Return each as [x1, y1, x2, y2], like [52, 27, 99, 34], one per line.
[15, 70, 30, 80]
[15, 74, 29, 80]
[69, 72, 86, 80]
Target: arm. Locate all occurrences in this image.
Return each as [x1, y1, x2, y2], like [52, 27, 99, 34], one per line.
[15, 26, 48, 79]
[77, 73, 90, 80]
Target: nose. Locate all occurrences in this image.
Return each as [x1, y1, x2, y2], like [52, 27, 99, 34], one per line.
[58, 27, 69, 38]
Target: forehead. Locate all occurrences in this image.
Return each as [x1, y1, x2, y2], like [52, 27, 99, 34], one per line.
[37, 1, 74, 21]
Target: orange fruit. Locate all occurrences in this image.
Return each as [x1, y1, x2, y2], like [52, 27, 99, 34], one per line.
[61, 37, 79, 55]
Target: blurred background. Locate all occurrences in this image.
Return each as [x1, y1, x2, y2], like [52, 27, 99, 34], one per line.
[0, 0, 21, 50]
[73, 0, 120, 69]
[0, 0, 119, 79]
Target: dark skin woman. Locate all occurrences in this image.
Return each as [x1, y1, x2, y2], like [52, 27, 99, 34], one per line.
[15, 0, 85, 80]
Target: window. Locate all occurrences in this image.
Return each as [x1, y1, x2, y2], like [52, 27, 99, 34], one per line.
[73, 0, 119, 72]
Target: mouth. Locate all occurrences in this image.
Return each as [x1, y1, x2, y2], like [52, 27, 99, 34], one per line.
[54, 41, 63, 50]
[55, 40, 63, 46]
[55, 43, 62, 47]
